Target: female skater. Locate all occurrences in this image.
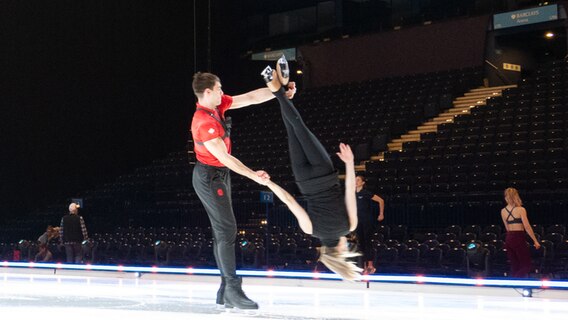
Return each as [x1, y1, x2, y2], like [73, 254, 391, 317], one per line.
[261, 57, 362, 280]
[500, 187, 540, 278]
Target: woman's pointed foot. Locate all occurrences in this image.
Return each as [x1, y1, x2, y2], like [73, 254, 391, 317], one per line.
[261, 67, 281, 92]
[261, 55, 289, 92]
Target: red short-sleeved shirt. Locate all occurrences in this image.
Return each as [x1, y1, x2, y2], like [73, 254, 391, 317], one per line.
[191, 95, 233, 167]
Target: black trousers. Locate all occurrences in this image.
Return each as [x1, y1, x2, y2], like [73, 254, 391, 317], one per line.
[356, 225, 375, 262]
[192, 162, 237, 278]
[274, 89, 335, 181]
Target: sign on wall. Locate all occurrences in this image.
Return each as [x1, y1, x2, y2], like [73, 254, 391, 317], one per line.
[260, 191, 274, 204]
[252, 48, 296, 61]
[503, 63, 521, 72]
[494, 4, 558, 30]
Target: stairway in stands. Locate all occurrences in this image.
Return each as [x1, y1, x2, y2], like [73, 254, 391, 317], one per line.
[354, 84, 517, 173]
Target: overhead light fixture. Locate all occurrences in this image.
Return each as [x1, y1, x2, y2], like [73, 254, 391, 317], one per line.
[296, 70, 303, 75]
[545, 32, 554, 38]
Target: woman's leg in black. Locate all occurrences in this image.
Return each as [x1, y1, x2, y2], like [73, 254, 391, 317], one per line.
[274, 89, 335, 180]
[281, 118, 312, 181]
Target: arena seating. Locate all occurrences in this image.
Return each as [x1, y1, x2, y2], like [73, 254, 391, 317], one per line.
[4, 222, 567, 278]
[2, 59, 567, 278]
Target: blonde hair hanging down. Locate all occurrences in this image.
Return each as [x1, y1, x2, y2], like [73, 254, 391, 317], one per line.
[318, 246, 363, 281]
[504, 187, 523, 207]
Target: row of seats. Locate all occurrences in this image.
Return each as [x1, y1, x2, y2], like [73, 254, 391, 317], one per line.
[5, 223, 568, 277]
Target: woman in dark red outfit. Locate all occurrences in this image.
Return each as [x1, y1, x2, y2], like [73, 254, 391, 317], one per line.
[500, 188, 541, 278]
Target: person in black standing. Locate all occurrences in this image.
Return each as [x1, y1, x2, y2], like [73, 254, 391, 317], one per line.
[355, 174, 384, 274]
[59, 202, 88, 263]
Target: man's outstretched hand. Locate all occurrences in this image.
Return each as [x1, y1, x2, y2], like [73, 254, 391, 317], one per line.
[254, 170, 271, 185]
[285, 82, 297, 99]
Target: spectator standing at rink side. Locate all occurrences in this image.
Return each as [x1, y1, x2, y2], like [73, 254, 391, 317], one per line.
[355, 174, 384, 274]
[60, 202, 88, 263]
[500, 188, 540, 278]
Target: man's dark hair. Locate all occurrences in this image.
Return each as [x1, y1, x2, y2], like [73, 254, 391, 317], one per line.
[356, 173, 367, 182]
[192, 72, 220, 98]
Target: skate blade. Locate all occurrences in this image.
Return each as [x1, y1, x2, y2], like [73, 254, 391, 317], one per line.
[261, 66, 273, 82]
[224, 307, 260, 316]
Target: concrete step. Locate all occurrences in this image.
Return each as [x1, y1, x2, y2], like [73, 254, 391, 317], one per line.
[439, 109, 472, 117]
[469, 85, 516, 92]
[400, 133, 421, 140]
[447, 106, 474, 113]
[454, 98, 488, 104]
[390, 139, 418, 146]
[421, 123, 441, 128]
[444, 107, 470, 114]
[417, 125, 438, 130]
[387, 142, 403, 150]
[429, 119, 454, 125]
[450, 105, 479, 111]
[458, 93, 500, 100]
[454, 100, 487, 108]
[462, 93, 499, 100]
[408, 129, 436, 135]
[354, 164, 366, 171]
[432, 115, 454, 121]
[458, 90, 501, 96]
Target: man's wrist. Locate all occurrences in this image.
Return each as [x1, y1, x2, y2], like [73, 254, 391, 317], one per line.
[248, 170, 262, 182]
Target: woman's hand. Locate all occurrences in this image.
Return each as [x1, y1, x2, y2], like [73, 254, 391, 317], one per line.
[336, 143, 354, 164]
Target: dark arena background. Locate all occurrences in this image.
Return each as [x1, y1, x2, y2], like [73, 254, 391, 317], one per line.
[1, 1, 568, 319]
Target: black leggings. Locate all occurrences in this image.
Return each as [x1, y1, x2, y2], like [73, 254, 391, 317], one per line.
[274, 89, 335, 181]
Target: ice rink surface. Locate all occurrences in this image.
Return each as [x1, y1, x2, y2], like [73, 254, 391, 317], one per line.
[1, 269, 567, 320]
